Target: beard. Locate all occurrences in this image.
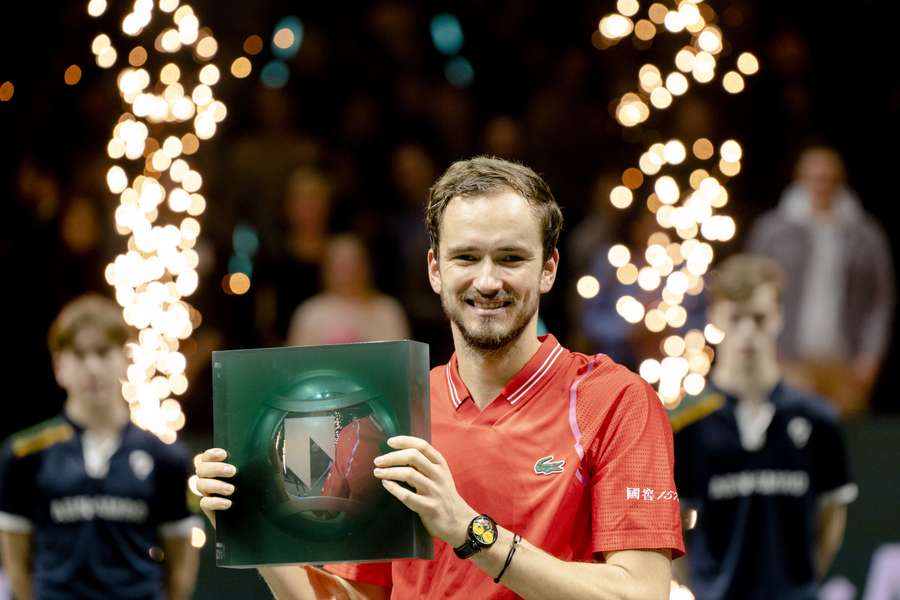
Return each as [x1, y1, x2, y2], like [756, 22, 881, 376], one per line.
[440, 288, 539, 353]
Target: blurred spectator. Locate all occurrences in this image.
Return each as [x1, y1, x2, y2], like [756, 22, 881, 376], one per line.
[670, 254, 856, 600]
[746, 146, 895, 416]
[227, 88, 323, 259]
[0, 294, 200, 600]
[255, 167, 334, 346]
[287, 234, 410, 345]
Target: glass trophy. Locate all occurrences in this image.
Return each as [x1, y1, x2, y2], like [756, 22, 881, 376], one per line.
[212, 340, 432, 567]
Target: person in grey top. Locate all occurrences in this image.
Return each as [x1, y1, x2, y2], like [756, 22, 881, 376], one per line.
[746, 145, 894, 416]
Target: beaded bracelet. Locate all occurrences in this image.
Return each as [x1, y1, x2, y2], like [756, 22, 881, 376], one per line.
[494, 533, 522, 584]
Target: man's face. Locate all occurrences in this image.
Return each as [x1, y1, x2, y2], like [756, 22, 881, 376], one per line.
[54, 326, 127, 402]
[797, 151, 843, 209]
[710, 283, 782, 369]
[427, 191, 558, 351]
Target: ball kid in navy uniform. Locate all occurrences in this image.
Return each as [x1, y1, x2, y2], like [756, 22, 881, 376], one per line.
[0, 294, 201, 600]
[670, 254, 857, 600]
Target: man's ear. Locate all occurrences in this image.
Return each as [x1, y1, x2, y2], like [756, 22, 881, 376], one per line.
[539, 248, 560, 294]
[427, 248, 442, 294]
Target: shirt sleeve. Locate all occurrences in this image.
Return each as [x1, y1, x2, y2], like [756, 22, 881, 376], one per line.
[322, 562, 393, 588]
[809, 412, 858, 505]
[0, 441, 36, 533]
[584, 379, 685, 558]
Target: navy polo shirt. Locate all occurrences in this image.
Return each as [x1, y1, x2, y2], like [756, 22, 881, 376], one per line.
[671, 382, 857, 600]
[0, 414, 197, 600]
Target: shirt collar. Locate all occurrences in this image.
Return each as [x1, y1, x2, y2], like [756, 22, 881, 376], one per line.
[446, 334, 565, 409]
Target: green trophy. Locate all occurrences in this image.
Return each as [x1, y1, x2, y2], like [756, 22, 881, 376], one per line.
[212, 340, 433, 567]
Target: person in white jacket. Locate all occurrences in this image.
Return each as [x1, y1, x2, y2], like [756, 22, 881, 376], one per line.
[746, 145, 895, 416]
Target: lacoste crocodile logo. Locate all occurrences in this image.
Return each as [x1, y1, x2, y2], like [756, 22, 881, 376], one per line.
[534, 455, 565, 476]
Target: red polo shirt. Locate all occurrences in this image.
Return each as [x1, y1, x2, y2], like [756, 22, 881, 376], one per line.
[326, 334, 684, 598]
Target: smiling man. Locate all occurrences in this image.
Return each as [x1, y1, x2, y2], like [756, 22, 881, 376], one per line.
[196, 156, 684, 599]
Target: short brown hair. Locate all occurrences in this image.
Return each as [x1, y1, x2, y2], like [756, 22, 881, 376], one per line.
[709, 253, 785, 303]
[425, 156, 563, 261]
[47, 293, 132, 354]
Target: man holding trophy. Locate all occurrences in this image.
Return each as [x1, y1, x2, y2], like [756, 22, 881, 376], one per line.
[196, 157, 684, 599]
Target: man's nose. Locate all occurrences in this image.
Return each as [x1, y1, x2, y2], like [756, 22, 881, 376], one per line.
[474, 259, 503, 294]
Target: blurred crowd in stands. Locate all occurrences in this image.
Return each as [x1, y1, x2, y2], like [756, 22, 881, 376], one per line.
[1, 1, 896, 438]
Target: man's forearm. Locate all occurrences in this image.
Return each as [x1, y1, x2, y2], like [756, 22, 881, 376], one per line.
[815, 503, 847, 579]
[6, 566, 33, 600]
[163, 542, 199, 600]
[470, 527, 671, 600]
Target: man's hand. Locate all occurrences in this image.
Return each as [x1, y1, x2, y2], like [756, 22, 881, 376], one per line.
[194, 448, 237, 529]
[373, 436, 477, 547]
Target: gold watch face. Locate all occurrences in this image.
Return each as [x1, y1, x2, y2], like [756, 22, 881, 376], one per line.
[470, 515, 496, 546]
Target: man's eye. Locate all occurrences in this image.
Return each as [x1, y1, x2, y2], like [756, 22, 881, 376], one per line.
[501, 255, 524, 262]
[455, 255, 477, 262]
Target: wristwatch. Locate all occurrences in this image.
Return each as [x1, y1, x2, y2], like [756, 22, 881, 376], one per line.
[453, 514, 498, 559]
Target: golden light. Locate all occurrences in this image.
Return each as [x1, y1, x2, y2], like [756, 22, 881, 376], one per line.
[623, 167, 644, 189]
[129, 46, 148, 67]
[608, 244, 632, 268]
[191, 527, 206, 548]
[617, 0, 640, 17]
[576, 275, 601, 299]
[737, 52, 760, 75]
[635, 20, 656, 41]
[650, 87, 673, 109]
[600, 14, 634, 39]
[199, 64, 220, 86]
[640, 359, 662, 384]
[648, 3, 668, 24]
[644, 309, 667, 332]
[99, 3, 224, 441]
[181, 133, 200, 155]
[160, 63, 181, 85]
[97, 46, 118, 69]
[243, 35, 263, 55]
[0, 81, 15, 102]
[616, 296, 646, 324]
[229, 273, 251, 295]
[663, 335, 685, 357]
[87, 0, 107, 17]
[64, 65, 82, 85]
[639, 152, 662, 175]
[616, 264, 639, 285]
[196, 36, 218, 59]
[639, 64, 663, 92]
[692, 138, 714, 160]
[273, 27, 296, 48]
[663, 140, 686, 164]
[675, 48, 696, 73]
[719, 160, 741, 177]
[665, 72, 689, 96]
[596, 1, 754, 405]
[704, 323, 725, 344]
[663, 10, 685, 33]
[697, 28, 723, 54]
[230, 57, 252, 79]
[722, 71, 745, 93]
[92, 33, 112, 55]
[610, 185, 634, 209]
[683, 373, 706, 396]
[638, 267, 661, 291]
[654, 176, 680, 205]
